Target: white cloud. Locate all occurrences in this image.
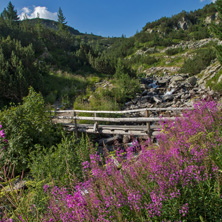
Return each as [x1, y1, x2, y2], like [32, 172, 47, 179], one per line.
[19, 6, 57, 21]
[200, 0, 216, 2]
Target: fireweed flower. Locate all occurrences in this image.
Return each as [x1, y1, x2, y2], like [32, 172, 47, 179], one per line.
[0, 130, 5, 138]
[30, 101, 222, 221]
[43, 184, 50, 192]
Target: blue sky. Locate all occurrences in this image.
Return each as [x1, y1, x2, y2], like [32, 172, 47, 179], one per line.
[0, 0, 216, 37]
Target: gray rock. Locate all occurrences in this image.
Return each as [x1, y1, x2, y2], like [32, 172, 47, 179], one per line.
[149, 88, 159, 94]
[142, 90, 148, 96]
[125, 101, 132, 106]
[99, 135, 123, 145]
[140, 84, 146, 89]
[218, 74, 222, 83]
[162, 94, 174, 101]
[123, 135, 130, 144]
[187, 76, 197, 86]
[209, 90, 215, 96]
[181, 94, 191, 100]
[153, 95, 162, 104]
[132, 98, 139, 104]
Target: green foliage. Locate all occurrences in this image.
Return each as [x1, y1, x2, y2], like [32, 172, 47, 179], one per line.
[57, 7, 67, 33]
[89, 53, 116, 74]
[42, 71, 87, 106]
[0, 88, 61, 173]
[113, 60, 140, 103]
[210, 0, 222, 65]
[142, 3, 215, 41]
[165, 47, 184, 56]
[29, 134, 84, 182]
[190, 25, 210, 40]
[179, 47, 216, 75]
[0, 36, 46, 103]
[4, 2, 19, 21]
[74, 87, 120, 112]
[127, 54, 158, 66]
[1, 2, 19, 28]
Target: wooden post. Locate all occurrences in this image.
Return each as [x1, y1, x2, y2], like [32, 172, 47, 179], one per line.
[93, 113, 99, 132]
[74, 111, 78, 138]
[145, 110, 151, 139]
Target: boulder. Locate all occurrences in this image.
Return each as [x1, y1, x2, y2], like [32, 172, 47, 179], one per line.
[187, 76, 197, 86]
[162, 94, 174, 101]
[123, 135, 130, 144]
[99, 135, 123, 145]
[209, 90, 215, 96]
[142, 90, 148, 96]
[153, 95, 162, 104]
[170, 75, 185, 83]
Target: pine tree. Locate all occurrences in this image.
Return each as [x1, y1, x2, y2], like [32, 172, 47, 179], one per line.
[211, 0, 222, 64]
[1, 2, 19, 21]
[6, 1, 19, 21]
[1, 2, 19, 28]
[57, 7, 67, 32]
[35, 13, 43, 39]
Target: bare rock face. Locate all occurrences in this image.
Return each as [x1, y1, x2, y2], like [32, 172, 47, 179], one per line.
[205, 13, 219, 24]
[198, 61, 221, 87]
[178, 20, 189, 30]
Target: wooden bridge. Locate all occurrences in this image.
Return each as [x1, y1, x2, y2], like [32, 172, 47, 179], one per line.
[52, 107, 192, 138]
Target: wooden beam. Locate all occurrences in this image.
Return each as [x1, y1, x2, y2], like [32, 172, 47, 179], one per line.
[74, 111, 78, 138]
[61, 123, 161, 130]
[54, 116, 178, 122]
[53, 107, 193, 114]
[67, 127, 162, 137]
[145, 110, 151, 139]
[75, 128, 148, 136]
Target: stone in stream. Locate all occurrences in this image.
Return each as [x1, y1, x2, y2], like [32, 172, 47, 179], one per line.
[153, 95, 162, 104]
[123, 135, 130, 144]
[99, 135, 123, 145]
[142, 90, 148, 96]
[162, 94, 174, 101]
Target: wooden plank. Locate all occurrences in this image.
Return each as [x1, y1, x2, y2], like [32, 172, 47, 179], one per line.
[145, 110, 151, 138]
[75, 128, 148, 136]
[53, 107, 193, 114]
[74, 112, 78, 137]
[93, 122, 98, 132]
[61, 123, 161, 130]
[54, 116, 178, 122]
[67, 127, 161, 137]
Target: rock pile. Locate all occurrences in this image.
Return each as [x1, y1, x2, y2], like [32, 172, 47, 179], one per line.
[161, 38, 219, 52]
[124, 73, 220, 112]
[136, 38, 220, 56]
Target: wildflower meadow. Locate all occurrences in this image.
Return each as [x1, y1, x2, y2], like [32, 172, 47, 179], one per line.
[0, 100, 222, 221]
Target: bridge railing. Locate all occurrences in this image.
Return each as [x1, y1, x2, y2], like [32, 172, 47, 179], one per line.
[52, 107, 193, 137]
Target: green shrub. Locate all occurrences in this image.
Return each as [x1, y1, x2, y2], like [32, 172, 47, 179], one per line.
[128, 54, 158, 66]
[74, 87, 120, 112]
[0, 36, 46, 104]
[29, 134, 92, 182]
[165, 47, 184, 56]
[44, 91, 57, 104]
[179, 48, 216, 75]
[0, 87, 62, 174]
[113, 60, 141, 103]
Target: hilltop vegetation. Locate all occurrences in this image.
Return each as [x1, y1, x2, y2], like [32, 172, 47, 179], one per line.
[1, 1, 222, 109]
